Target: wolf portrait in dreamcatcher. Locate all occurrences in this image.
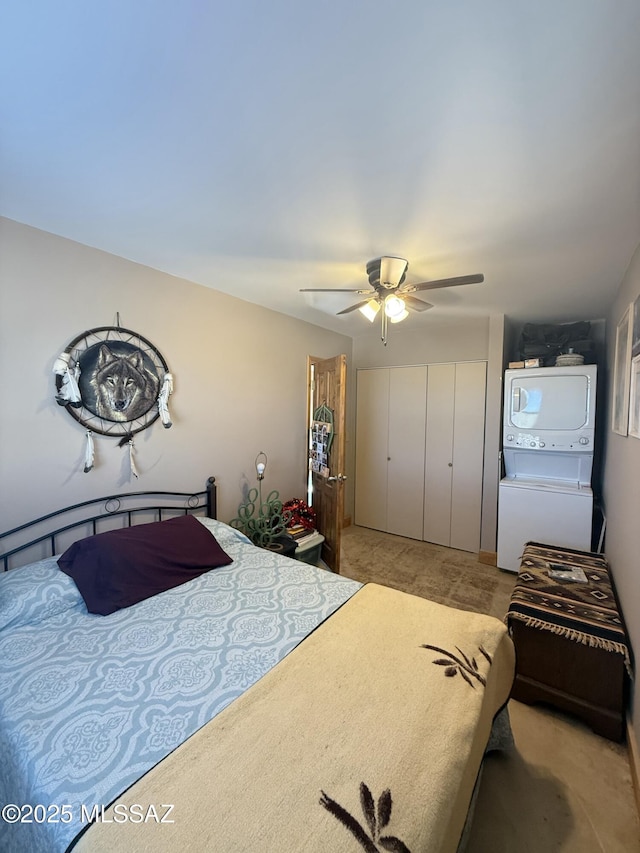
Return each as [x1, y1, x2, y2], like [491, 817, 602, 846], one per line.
[53, 325, 173, 476]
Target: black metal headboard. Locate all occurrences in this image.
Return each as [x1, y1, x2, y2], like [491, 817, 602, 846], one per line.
[1, 476, 217, 572]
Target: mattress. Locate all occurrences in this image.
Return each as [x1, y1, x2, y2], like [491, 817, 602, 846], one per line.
[0, 519, 361, 853]
[0, 517, 514, 853]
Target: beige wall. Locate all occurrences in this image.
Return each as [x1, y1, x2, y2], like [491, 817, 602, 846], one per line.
[603, 241, 640, 737]
[0, 218, 352, 530]
[352, 316, 491, 367]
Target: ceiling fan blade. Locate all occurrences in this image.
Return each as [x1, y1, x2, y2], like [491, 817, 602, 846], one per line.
[404, 273, 484, 293]
[299, 288, 364, 292]
[403, 295, 433, 312]
[336, 299, 375, 315]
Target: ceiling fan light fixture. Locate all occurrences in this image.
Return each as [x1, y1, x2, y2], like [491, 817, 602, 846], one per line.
[384, 294, 407, 320]
[359, 299, 381, 322]
[300, 256, 483, 346]
[389, 308, 409, 324]
[379, 256, 409, 288]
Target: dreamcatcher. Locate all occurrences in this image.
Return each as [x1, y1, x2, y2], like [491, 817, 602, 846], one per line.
[53, 322, 173, 477]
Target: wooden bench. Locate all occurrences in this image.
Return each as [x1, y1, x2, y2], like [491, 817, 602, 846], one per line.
[506, 542, 631, 742]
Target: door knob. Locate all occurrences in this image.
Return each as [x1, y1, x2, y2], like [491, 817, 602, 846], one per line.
[327, 473, 347, 483]
[448, 462, 453, 467]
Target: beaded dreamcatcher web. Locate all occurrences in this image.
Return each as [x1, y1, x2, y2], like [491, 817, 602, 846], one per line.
[53, 324, 173, 476]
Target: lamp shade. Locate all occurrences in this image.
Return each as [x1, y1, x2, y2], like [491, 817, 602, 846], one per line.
[255, 451, 267, 480]
[389, 308, 409, 323]
[359, 299, 381, 322]
[384, 294, 407, 319]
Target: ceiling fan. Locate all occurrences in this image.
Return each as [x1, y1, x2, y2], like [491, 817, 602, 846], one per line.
[300, 256, 484, 345]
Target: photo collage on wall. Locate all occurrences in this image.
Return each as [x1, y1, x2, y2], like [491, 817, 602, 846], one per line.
[310, 420, 332, 477]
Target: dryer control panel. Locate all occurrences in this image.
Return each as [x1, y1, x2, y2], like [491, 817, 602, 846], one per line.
[504, 431, 592, 450]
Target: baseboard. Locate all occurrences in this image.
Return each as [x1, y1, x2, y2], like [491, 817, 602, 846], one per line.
[628, 716, 640, 819]
[478, 550, 497, 566]
[342, 515, 352, 529]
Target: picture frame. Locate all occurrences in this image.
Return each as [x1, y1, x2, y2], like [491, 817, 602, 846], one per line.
[628, 354, 640, 439]
[611, 304, 632, 435]
[53, 324, 173, 476]
[309, 419, 332, 476]
[54, 325, 171, 438]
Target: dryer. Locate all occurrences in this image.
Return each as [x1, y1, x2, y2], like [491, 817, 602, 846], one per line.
[502, 364, 597, 475]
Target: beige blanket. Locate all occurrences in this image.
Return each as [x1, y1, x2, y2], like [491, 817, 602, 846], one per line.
[75, 583, 514, 853]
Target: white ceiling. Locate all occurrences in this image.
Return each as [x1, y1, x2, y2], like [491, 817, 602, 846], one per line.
[2, 1, 640, 339]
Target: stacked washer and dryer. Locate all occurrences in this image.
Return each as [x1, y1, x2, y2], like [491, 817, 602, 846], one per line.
[497, 365, 597, 573]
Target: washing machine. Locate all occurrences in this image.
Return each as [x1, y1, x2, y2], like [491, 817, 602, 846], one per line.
[497, 476, 593, 572]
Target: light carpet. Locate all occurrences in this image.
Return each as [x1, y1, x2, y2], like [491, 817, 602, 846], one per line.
[340, 525, 640, 853]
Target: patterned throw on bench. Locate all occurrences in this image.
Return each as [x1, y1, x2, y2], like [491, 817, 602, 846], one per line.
[506, 542, 632, 676]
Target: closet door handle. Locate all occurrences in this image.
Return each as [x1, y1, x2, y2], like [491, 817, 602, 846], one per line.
[448, 462, 453, 467]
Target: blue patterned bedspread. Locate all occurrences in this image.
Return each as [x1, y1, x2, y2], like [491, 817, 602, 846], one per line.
[0, 519, 361, 853]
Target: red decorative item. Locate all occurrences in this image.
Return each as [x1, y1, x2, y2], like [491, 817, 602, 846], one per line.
[283, 498, 316, 530]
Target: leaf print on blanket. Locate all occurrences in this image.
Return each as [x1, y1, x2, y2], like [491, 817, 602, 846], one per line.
[320, 782, 411, 853]
[421, 644, 492, 687]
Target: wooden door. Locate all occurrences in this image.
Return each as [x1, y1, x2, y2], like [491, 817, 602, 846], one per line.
[307, 354, 347, 573]
[354, 368, 389, 531]
[387, 366, 427, 539]
[423, 363, 456, 546]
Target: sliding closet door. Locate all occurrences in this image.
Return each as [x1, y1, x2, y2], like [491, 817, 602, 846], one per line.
[423, 363, 455, 546]
[356, 362, 486, 551]
[450, 361, 487, 552]
[354, 369, 389, 530]
[423, 361, 487, 552]
[386, 366, 427, 539]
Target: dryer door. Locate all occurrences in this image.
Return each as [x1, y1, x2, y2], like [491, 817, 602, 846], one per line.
[505, 368, 595, 432]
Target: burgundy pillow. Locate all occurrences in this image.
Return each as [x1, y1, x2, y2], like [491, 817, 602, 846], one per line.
[58, 514, 232, 615]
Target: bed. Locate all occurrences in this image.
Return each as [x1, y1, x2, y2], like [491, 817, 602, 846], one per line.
[0, 478, 515, 853]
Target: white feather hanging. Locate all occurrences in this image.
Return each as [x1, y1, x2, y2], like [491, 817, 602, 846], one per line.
[128, 437, 139, 479]
[84, 430, 95, 473]
[158, 372, 173, 428]
[53, 352, 82, 407]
